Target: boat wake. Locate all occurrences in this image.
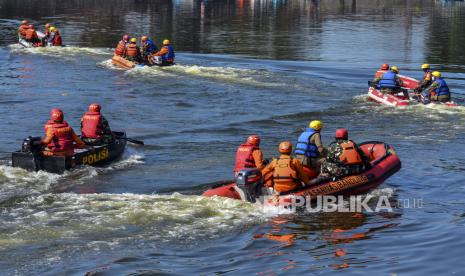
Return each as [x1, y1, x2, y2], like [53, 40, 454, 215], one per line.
[0, 192, 264, 274]
[9, 44, 112, 57]
[0, 151, 145, 204]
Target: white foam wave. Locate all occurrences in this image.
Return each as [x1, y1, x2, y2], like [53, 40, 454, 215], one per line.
[9, 44, 112, 56]
[0, 193, 265, 249]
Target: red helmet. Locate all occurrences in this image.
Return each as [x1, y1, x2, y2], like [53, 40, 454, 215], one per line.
[123, 34, 129, 41]
[335, 128, 348, 140]
[50, 108, 64, 123]
[45, 23, 51, 28]
[278, 141, 292, 154]
[89, 103, 101, 112]
[246, 135, 260, 146]
[21, 20, 28, 25]
[380, 63, 389, 70]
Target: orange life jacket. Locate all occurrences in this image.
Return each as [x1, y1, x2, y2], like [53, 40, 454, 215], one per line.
[114, 40, 127, 56]
[234, 144, 258, 174]
[19, 25, 29, 37]
[375, 69, 388, 78]
[339, 141, 363, 165]
[273, 157, 299, 193]
[46, 122, 75, 153]
[126, 43, 138, 57]
[25, 28, 38, 40]
[81, 112, 103, 139]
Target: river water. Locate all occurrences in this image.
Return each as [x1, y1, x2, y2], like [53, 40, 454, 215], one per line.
[1, 0, 465, 275]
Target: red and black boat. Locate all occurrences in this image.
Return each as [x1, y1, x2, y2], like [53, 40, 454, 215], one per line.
[203, 142, 401, 202]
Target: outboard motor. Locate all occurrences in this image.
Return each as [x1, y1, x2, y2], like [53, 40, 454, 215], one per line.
[235, 168, 263, 202]
[21, 136, 42, 153]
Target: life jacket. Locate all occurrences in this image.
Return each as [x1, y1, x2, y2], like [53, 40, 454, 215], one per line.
[294, 128, 319, 158]
[44, 119, 55, 133]
[273, 157, 299, 193]
[339, 141, 363, 165]
[143, 40, 156, 54]
[375, 70, 388, 78]
[53, 31, 62, 46]
[162, 45, 175, 62]
[25, 28, 37, 40]
[81, 112, 103, 139]
[46, 121, 74, 152]
[433, 78, 450, 97]
[114, 40, 127, 56]
[45, 29, 50, 38]
[126, 43, 138, 57]
[234, 143, 258, 174]
[423, 71, 432, 82]
[378, 71, 399, 89]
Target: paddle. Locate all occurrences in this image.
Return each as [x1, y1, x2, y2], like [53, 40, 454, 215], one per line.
[117, 137, 144, 145]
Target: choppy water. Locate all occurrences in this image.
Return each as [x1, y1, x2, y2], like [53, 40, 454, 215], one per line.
[1, 0, 465, 275]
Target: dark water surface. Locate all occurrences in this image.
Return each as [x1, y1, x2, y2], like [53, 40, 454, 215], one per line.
[1, 0, 465, 275]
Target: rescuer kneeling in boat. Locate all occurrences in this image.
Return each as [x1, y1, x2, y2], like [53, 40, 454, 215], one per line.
[141, 36, 158, 64]
[18, 20, 30, 38]
[262, 141, 310, 194]
[234, 135, 265, 176]
[320, 128, 369, 180]
[48, 27, 63, 46]
[294, 120, 327, 175]
[372, 66, 406, 97]
[25, 24, 40, 45]
[375, 63, 390, 78]
[42, 109, 85, 157]
[422, 71, 451, 103]
[80, 103, 114, 145]
[126, 38, 141, 62]
[114, 35, 129, 57]
[154, 39, 175, 65]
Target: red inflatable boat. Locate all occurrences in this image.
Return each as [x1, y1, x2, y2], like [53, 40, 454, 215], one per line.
[203, 142, 401, 202]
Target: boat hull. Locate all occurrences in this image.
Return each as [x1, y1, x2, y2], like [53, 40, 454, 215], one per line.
[11, 131, 127, 174]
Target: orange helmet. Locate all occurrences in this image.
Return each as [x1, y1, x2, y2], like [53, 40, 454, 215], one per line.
[50, 108, 64, 123]
[335, 128, 348, 140]
[89, 103, 101, 112]
[246, 135, 260, 146]
[21, 20, 28, 25]
[45, 23, 51, 29]
[380, 63, 389, 70]
[278, 141, 292, 154]
[141, 36, 148, 42]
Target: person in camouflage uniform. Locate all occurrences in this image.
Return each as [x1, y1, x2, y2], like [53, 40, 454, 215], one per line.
[320, 128, 369, 180]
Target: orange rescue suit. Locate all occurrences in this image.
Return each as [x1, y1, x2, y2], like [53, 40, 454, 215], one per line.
[262, 155, 310, 193]
[18, 24, 29, 37]
[25, 28, 38, 41]
[126, 43, 139, 57]
[42, 121, 84, 156]
[339, 141, 363, 165]
[114, 40, 127, 56]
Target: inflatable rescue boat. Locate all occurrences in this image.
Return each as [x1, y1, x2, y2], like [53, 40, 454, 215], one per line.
[18, 31, 47, 48]
[111, 54, 174, 70]
[203, 142, 401, 203]
[12, 131, 127, 174]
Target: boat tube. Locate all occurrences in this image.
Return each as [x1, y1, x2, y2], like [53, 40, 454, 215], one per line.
[11, 131, 127, 174]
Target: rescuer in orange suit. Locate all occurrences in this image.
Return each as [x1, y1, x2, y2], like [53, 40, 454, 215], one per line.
[42, 109, 85, 157]
[80, 103, 114, 145]
[234, 135, 265, 175]
[261, 141, 310, 194]
[25, 24, 40, 44]
[18, 20, 30, 38]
